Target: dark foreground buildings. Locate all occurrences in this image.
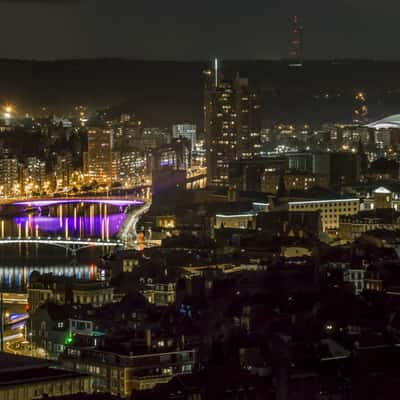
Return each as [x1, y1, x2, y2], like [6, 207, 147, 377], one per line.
[0, 353, 91, 400]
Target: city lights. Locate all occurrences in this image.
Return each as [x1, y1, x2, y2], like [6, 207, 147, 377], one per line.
[0, 5, 399, 398]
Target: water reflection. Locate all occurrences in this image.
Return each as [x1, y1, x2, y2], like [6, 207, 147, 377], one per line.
[5, 203, 128, 239]
[0, 201, 131, 291]
[0, 264, 98, 291]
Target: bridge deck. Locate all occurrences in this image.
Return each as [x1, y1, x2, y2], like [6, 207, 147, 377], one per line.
[0, 237, 122, 246]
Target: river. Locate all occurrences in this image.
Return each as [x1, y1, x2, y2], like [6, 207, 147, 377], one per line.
[0, 199, 142, 291]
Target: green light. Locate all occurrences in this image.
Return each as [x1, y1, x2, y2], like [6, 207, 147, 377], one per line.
[65, 335, 73, 345]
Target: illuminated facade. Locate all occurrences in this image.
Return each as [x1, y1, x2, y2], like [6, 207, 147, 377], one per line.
[204, 79, 237, 186]
[0, 156, 18, 196]
[288, 198, 360, 231]
[214, 212, 257, 229]
[155, 215, 176, 228]
[261, 170, 329, 194]
[114, 114, 142, 149]
[28, 275, 114, 313]
[141, 282, 176, 306]
[172, 124, 197, 151]
[362, 186, 400, 210]
[87, 126, 114, 184]
[119, 150, 146, 185]
[54, 154, 73, 191]
[329, 124, 372, 149]
[23, 157, 46, 195]
[63, 346, 196, 395]
[72, 281, 114, 306]
[204, 66, 261, 187]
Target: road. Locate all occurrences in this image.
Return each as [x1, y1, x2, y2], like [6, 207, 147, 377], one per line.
[118, 201, 151, 244]
[3, 323, 47, 358]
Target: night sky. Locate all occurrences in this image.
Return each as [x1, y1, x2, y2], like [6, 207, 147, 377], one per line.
[0, 0, 398, 60]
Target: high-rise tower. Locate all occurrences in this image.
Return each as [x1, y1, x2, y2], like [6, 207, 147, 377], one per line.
[290, 16, 304, 65]
[86, 126, 114, 184]
[204, 61, 261, 187]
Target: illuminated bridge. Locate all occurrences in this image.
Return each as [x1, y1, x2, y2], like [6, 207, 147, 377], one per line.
[0, 237, 123, 256]
[0, 197, 151, 253]
[12, 198, 145, 208]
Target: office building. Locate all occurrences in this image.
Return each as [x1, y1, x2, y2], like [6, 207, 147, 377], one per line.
[228, 157, 288, 192]
[119, 150, 146, 186]
[287, 197, 360, 232]
[148, 139, 190, 172]
[23, 156, 46, 194]
[329, 124, 372, 149]
[87, 126, 114, 184]
[0, 156, 18, 196]
[54, 153, 73, 191]
[114, 114, 142, 149]
[287, 152, 361, 187]
[132, 127, 170, 151]
[261, 170, 329, 194]
[172, 124, 197, 151]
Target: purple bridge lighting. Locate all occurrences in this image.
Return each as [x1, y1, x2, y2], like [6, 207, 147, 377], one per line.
[13, 213, 127, 238]
[13, 199, 144, 207]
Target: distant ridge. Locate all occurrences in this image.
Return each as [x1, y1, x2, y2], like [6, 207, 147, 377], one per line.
[1, 59, 400, 126]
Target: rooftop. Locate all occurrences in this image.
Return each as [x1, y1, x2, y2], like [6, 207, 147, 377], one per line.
[374, 186, 392, 194]
[0, 353, 50, 373]
[0, 354, 86, 387]
[367, 114, 400, 129]
[283, 187, 358, 202]
[0, 367, 87, 387]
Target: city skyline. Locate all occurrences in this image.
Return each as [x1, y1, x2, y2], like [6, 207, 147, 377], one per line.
[2, 3, 400, 399]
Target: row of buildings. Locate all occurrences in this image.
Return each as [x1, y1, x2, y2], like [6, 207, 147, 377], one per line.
[84, 125, 196, 187]
[26, 271, 196, 397]
[202, 62, 400, 193]
[0, 123, 197, 197]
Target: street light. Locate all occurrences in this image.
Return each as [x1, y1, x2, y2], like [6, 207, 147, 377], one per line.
[3, 104, 14, 122]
